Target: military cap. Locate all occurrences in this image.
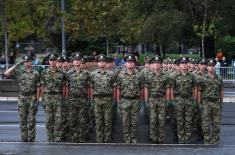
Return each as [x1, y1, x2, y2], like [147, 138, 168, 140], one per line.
[97, 54, 107, 61]
[174, 59, 180, 65]
[207, 58, 216, 66]
[198, 58, 207, 65]
[180, 57, 189, 63]
[62, 56, 69, 62]
[125, 54, 135, 62]
[189, 58, 196, 64]
[49, 53, 58, 60]
[22, 55, 33, 61]
[73, 53, 82, 60]
[57, 56, 65, 62]
[107, 56, 114, 63]
[150, 55, 163, 63]
[81, 55, 88, 63]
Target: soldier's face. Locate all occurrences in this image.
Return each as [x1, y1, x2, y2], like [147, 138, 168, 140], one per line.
[199, 64, 206, 71]
[49, 60, 57, 67]
[207, 65, 215, 73]
[73, 60, 81, 66]
[63, 62, 68, 67]
[180, 63, 187, 71]
[98, 60, 106, 68]
[56, 62, 63, 68]
[126, 61, 135, 69]
[24, 61, 32, 68]
[152, 62, 161, 70]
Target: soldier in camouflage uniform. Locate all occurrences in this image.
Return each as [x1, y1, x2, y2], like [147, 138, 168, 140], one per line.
[193, 59, 207, 140]
[140, 58, 151, 119]
[144, 55, 170, 144]
[116, 54, 141, 143]
[5, 55, 40, 142]
[199, 59, 224, 144]
[172, 57, 195, 144]
[106, 56, 120, 121]
[67, 53, 90, 143]
[90, 54, 115, 143]
[40, 54, 67, 142]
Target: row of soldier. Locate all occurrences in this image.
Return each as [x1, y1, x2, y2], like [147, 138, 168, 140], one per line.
[4, 53, 223, 144]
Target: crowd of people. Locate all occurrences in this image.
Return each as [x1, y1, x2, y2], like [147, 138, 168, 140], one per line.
[4, 53, 223, 144]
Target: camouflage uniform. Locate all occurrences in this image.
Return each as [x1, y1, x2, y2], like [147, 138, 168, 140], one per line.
[193, 71, 205, 138]
[174, 72, 195, 144]
[12, 67, 40, 142]
[140, 67, 151, 119]
[40, 68, 66, 142]
[117, 69, 141, 143]
[201, 74, 223, 144]
[144, 70, 169, 143]
[67, 69, 90, 143]
[90, 69, 115, 143]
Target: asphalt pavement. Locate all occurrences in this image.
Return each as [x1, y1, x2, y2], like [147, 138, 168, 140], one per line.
[0, 100, 235, 154]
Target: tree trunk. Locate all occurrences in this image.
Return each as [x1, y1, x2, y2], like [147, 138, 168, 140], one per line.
[204, 36, 215, 58]
[1, 0, 9, 69]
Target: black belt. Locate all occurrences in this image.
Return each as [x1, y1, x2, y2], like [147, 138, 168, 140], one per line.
[44, 92, 62, 95]
[150, 93, 165, 98]
[20, 92, 36, 96]
[69, 93, 86, 98]
[206, 98, 219, 102]
[121, 96, 138, 99]
[94, 94, 112, 98]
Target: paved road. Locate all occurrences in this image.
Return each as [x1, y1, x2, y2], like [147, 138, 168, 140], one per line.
[0, 101, 235, 154]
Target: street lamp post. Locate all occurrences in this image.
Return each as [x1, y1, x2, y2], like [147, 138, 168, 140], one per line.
[61, 0, 66, 56]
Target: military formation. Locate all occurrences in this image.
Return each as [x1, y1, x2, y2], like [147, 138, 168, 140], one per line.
[5, 53, 223, 145]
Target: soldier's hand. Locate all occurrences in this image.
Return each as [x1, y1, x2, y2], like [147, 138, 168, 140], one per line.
[15, 60, 26, 67]
[192, 100, 197, 109]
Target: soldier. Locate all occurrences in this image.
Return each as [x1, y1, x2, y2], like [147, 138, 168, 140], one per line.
[90, 54, 115, 143]
[199, 59, 224, 144]
[67, 53, 90, 143]
[40, 53, 67, 142]
[56, 56, 64, 70]
[172, 57, 196, 144]
[144, 55, 170, 144]
[5, 55, 40, 142]
[116, 54, 142, 143]
[193, 58, 207, 140]
[61, 55, 70, 141]
[140, 58, 151, 120]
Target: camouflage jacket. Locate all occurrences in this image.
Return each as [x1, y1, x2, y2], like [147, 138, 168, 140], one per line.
[67, 69, 90, 97]
[117, 69, 142, 98]
[12, 67, 40, 94]
[40, 68, 66, 93]
[173, 72, 195, 98]
[201, 73, 223, 99]
[90, 69, 115, 96]
[144, 70, 169, 97]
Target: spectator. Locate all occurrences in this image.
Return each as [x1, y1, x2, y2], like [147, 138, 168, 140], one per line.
[9, 51, 16, 65]
[221, 57, 228, 79]
[215, 58, 221, 76]
[114, 53, 120, 66]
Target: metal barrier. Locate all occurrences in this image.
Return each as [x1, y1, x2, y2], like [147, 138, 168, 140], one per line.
[1, 65, 234, 84]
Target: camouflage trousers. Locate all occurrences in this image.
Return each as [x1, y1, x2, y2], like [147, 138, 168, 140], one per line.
[94, 96, 113, 143]
[61, 99, 69, 141]
[175, 97, 193, 144]
[202, 99, 222, 144]
[69, 97, 87, 143]
[149, 98, 166, 143]
[18, 94, 38, 142]
[43, 94, 63, 142]
[192, 101, 203, 137]
[119, 98, 139, 143]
